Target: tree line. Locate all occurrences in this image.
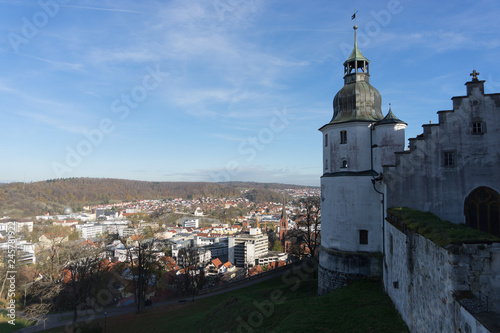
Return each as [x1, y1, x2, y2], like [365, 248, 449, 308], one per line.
[0, 178, 241, 217]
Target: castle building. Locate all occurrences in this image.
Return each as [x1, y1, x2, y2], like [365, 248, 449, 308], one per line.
[384, 72, 500, 236]
[318, 24, 406, 294]
[319, 21, 500, 332]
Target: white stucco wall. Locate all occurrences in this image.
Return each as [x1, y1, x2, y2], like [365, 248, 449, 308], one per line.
[321, 175, 384, 253]
[384, 80, 500, 225]
[372, 122, 406, 172]
[321, 122, 373, 173]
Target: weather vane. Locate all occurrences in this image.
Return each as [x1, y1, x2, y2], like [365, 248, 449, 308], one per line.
[351, 9, 358, 25]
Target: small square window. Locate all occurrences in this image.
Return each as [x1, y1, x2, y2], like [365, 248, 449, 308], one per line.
[359, 230, 368, 245]
[443, 151, 455, 167]
[472, 122, 483, 134]
[341, 160, 348, 168]
[340, 131, 347, 144]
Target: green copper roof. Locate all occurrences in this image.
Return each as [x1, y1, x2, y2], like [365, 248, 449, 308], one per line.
[331, 81, 383, 124]
[343, 26, 369, 65]
[375, 108, 407, 125]
[320, 25, 382, 127]
[344, 46, 369, 65]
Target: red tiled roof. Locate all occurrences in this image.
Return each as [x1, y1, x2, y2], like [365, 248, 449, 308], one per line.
[248, 266, 264, 277]
[130, 234, 144, 241]
[61, 269, 72, 284]
[211, 258, 223, 268]
[81, 239, 97, 247]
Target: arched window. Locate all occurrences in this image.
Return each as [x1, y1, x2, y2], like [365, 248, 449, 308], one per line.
[464, 187, 500, 237]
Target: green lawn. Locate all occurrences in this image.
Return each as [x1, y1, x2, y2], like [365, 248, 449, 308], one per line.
[388, 207, 500, 246]
[44, 273, 408, 333]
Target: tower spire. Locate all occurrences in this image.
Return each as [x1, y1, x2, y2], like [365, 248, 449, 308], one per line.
[325, 13, 383, 125]
[352, 9, 359, 49]
[354, 24, 358, 49]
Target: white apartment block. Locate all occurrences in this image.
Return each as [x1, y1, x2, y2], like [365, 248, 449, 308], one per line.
[257, 251, 288, 265]
[228, 228, 268, 267]
[182, 219, 199, 228]
[75, 223, 106, 239]
[0, 219, 34, 233]
[0, 240, 36, 265]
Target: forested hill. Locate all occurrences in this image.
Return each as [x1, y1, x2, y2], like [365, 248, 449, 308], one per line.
[0, 178, 307, 218]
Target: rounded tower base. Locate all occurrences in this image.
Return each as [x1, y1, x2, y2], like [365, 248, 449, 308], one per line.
[318, 245, 383, 295]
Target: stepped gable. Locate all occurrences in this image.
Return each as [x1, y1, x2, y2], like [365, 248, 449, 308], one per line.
[383, 71, 500, 235]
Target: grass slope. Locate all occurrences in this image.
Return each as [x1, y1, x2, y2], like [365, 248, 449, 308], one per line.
[45, 274, 408, 333]
[0, 310, 34, 333]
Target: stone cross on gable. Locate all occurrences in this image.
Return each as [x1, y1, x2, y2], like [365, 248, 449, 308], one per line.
[470, 70, 480, 81]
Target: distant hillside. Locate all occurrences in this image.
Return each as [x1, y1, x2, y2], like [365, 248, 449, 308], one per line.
[224, 181, 315, 191]
[0, 178, 310, 218]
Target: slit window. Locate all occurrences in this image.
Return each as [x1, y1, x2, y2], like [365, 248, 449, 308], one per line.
[340, 131, 347, 144]
[359, 230, 368, 245]
[389, 233, 393, 255]
[324, 134, 328, 147]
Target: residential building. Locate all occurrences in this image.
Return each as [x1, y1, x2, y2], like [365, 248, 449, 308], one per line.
[182, 219, 199, 228]
[0, 219, 34, 233]
[75, 223, 106, 239]
[228, 228, 268, 267]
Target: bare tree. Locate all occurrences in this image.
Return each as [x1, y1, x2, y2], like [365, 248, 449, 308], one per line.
[21, 226, 72, 324]
[23, 240, 108, 329]
[176, 246, 206, 299]
[286, 197, 321, 261]
[23, 280, 63, 325]
[64, 243, 108, 327]
[121, 238, 162, 313]
[35, 225, 71, 282]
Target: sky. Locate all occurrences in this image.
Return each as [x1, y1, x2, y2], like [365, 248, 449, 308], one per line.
[0, 0, 499, 187]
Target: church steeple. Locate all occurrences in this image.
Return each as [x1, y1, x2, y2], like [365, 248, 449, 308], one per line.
[279, 200, 288, 247]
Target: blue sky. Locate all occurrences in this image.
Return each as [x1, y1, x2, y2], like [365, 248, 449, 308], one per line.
[0, 0, 499, 186]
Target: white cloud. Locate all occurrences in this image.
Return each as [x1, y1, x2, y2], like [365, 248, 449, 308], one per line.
[59, 4, 142, 14]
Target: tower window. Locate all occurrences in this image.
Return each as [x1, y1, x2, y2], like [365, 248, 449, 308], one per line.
[324, 134, 328, 147]
[324, 159, 328, 170]
[340, 130, 347, 144]
[359, 230, 368, 245]
[472, 121, 483, 134]
[341, 160, 348, 168]
[389, 233, 393, 256]
[443, 151, 455, 168]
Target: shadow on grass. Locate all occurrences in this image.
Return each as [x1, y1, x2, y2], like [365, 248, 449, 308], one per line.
[42, 273, 408, 333]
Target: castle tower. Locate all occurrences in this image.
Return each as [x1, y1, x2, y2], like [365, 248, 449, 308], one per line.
[318, 23, 406, 295]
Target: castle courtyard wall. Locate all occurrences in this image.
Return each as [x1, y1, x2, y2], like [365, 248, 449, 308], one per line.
[383, 220, 500, 332]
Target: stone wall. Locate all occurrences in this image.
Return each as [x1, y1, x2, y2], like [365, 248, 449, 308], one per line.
[318, 245, 382, 295]
[318, 264, 359, 295]
[383, 219, 500, 332]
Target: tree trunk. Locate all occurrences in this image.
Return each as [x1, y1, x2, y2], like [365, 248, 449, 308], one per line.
[73, 306, 78, 326]
[0, 270, 8, 299]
